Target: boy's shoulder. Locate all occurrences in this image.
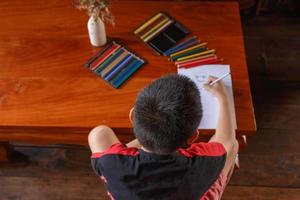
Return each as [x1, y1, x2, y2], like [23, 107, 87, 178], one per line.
[91, 141, 226, 159]
[177, 142, 227, 158]
[91, 143, 138, 159]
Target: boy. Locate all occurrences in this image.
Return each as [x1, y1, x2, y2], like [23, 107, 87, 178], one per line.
[89, 74, 238, 200]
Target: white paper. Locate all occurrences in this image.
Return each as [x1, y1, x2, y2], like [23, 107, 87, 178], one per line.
[177, 65, 237, 129]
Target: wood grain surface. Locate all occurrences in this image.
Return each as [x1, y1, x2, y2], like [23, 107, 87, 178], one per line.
[0, 0, 256, 145]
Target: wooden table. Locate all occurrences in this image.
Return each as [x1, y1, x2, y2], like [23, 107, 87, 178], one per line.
[0, 0, 256, 161]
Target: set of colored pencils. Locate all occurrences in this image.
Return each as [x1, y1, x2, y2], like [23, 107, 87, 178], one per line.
[134, 12, 222, 69]
[165, 36, 222, 69]
[134, 12, 189, 55]
[134, 12, 174, 43]
[85, 41, 145, 88]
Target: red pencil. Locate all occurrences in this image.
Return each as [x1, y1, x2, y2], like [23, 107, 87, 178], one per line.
[178, 60, 220, 69]
[177, 55, 217, 67]
[178, 56, 220, 69]
[90, 43, 121, 70]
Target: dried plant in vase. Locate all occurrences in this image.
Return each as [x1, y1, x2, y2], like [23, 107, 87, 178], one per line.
[75, 0, 115, 47]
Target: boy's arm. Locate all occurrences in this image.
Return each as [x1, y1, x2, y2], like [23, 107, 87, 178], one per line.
[203, 76, 235, 153]
[88, 125, 120, 153]
[88, 125, 141, 153]
[213, 95, 235, 152]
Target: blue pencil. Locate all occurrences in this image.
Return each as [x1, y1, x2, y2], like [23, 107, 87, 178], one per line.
[164, 36, 198, 56]
[165, 40, 200, 57]
[113, 60, 144, 88]
[164, 36, 197, 55]
[111, 59, 144, 88]
[110, 58, 140, 84]
[104, 54, 133, 81]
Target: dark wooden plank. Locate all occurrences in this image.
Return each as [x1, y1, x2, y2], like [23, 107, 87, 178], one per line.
[244, 23, 300, 38]
[231, 153, 300, 187]
[223, 186, 300, 200]
[244, 129, 300, 155]
[263, 36, 300, 81]
[250, 80, 300, 130]
[255, 104, 300, 130]
[242, 13, 300, 82]
[229, 129, 300, 187]
[243, 19, 300, 191]
[264, 38, 300, 59]
[252, 81, 300, 106]
[0, 146, 94, 178]
[265, 58, 300, 81]
[242, 14, 300, 38]
[244, 36, 266, 57]
[245, 53, 266, 77]
[0, 176, 108, 200]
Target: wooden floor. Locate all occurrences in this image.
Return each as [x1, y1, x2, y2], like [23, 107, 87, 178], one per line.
[1, 12, 300, 200]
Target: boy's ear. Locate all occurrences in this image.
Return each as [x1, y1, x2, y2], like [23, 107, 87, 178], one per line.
[129, 107, 134, 124]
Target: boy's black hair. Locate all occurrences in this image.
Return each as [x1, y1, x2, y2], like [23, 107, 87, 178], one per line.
[133, 74, 202, 154]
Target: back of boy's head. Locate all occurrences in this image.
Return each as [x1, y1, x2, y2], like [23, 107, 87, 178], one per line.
[133, 74, 202, 154]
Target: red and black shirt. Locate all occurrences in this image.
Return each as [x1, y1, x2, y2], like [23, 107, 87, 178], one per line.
[91, 142, 226, 200]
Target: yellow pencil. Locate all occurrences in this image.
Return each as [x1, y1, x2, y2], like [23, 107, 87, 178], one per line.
[170, 43, 207, 58]
[144, 20, 174, 42]
[134, 12, 163, 34]
[176, 49, 216, 61]
[175, 54, 216, 65]
[141, 18, 171, 40]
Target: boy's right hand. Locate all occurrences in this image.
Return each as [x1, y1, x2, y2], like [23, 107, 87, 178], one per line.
[203, 76, 228, 101]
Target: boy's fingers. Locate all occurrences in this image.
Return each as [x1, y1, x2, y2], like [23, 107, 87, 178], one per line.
[206, 76, 218, 84]
[203, 83, 211, 91]
[204, 76, 219, 90]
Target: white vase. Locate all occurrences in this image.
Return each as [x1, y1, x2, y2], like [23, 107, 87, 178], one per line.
[87, 16, 107, 47]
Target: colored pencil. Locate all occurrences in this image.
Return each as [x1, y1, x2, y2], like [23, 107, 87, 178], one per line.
[170, 47, 207, 62]
[176, 49, 216, 62]
[209, 72, 230, 86]
[111, 59, 144, 88]
[110, 58, 139, 83]
[175, 54, 216, 65]
[90, 43, 121, 70]
[144, 20, 174, 42]
[134, 12, 163, 34]
[164, 39, 200, 56]
[177, 60, 219, 69]
[110, 58, 141, 85]
[100, 50, 129, 78]
[177, 55, 218, 68]
[94, 48, 125, 74]
[163, 36, 198, 55]
[140, 18, 170, 40]
[84, 42, 113, 68]
[170, 43, 207, 58]
[177, 57, 221, 69]
[148, 42, 164, 55]
[143, 19, 174, 42]
[137, 15, 167, 37]
[180, 59, 220, 69]
[104, 54, 134, 81]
